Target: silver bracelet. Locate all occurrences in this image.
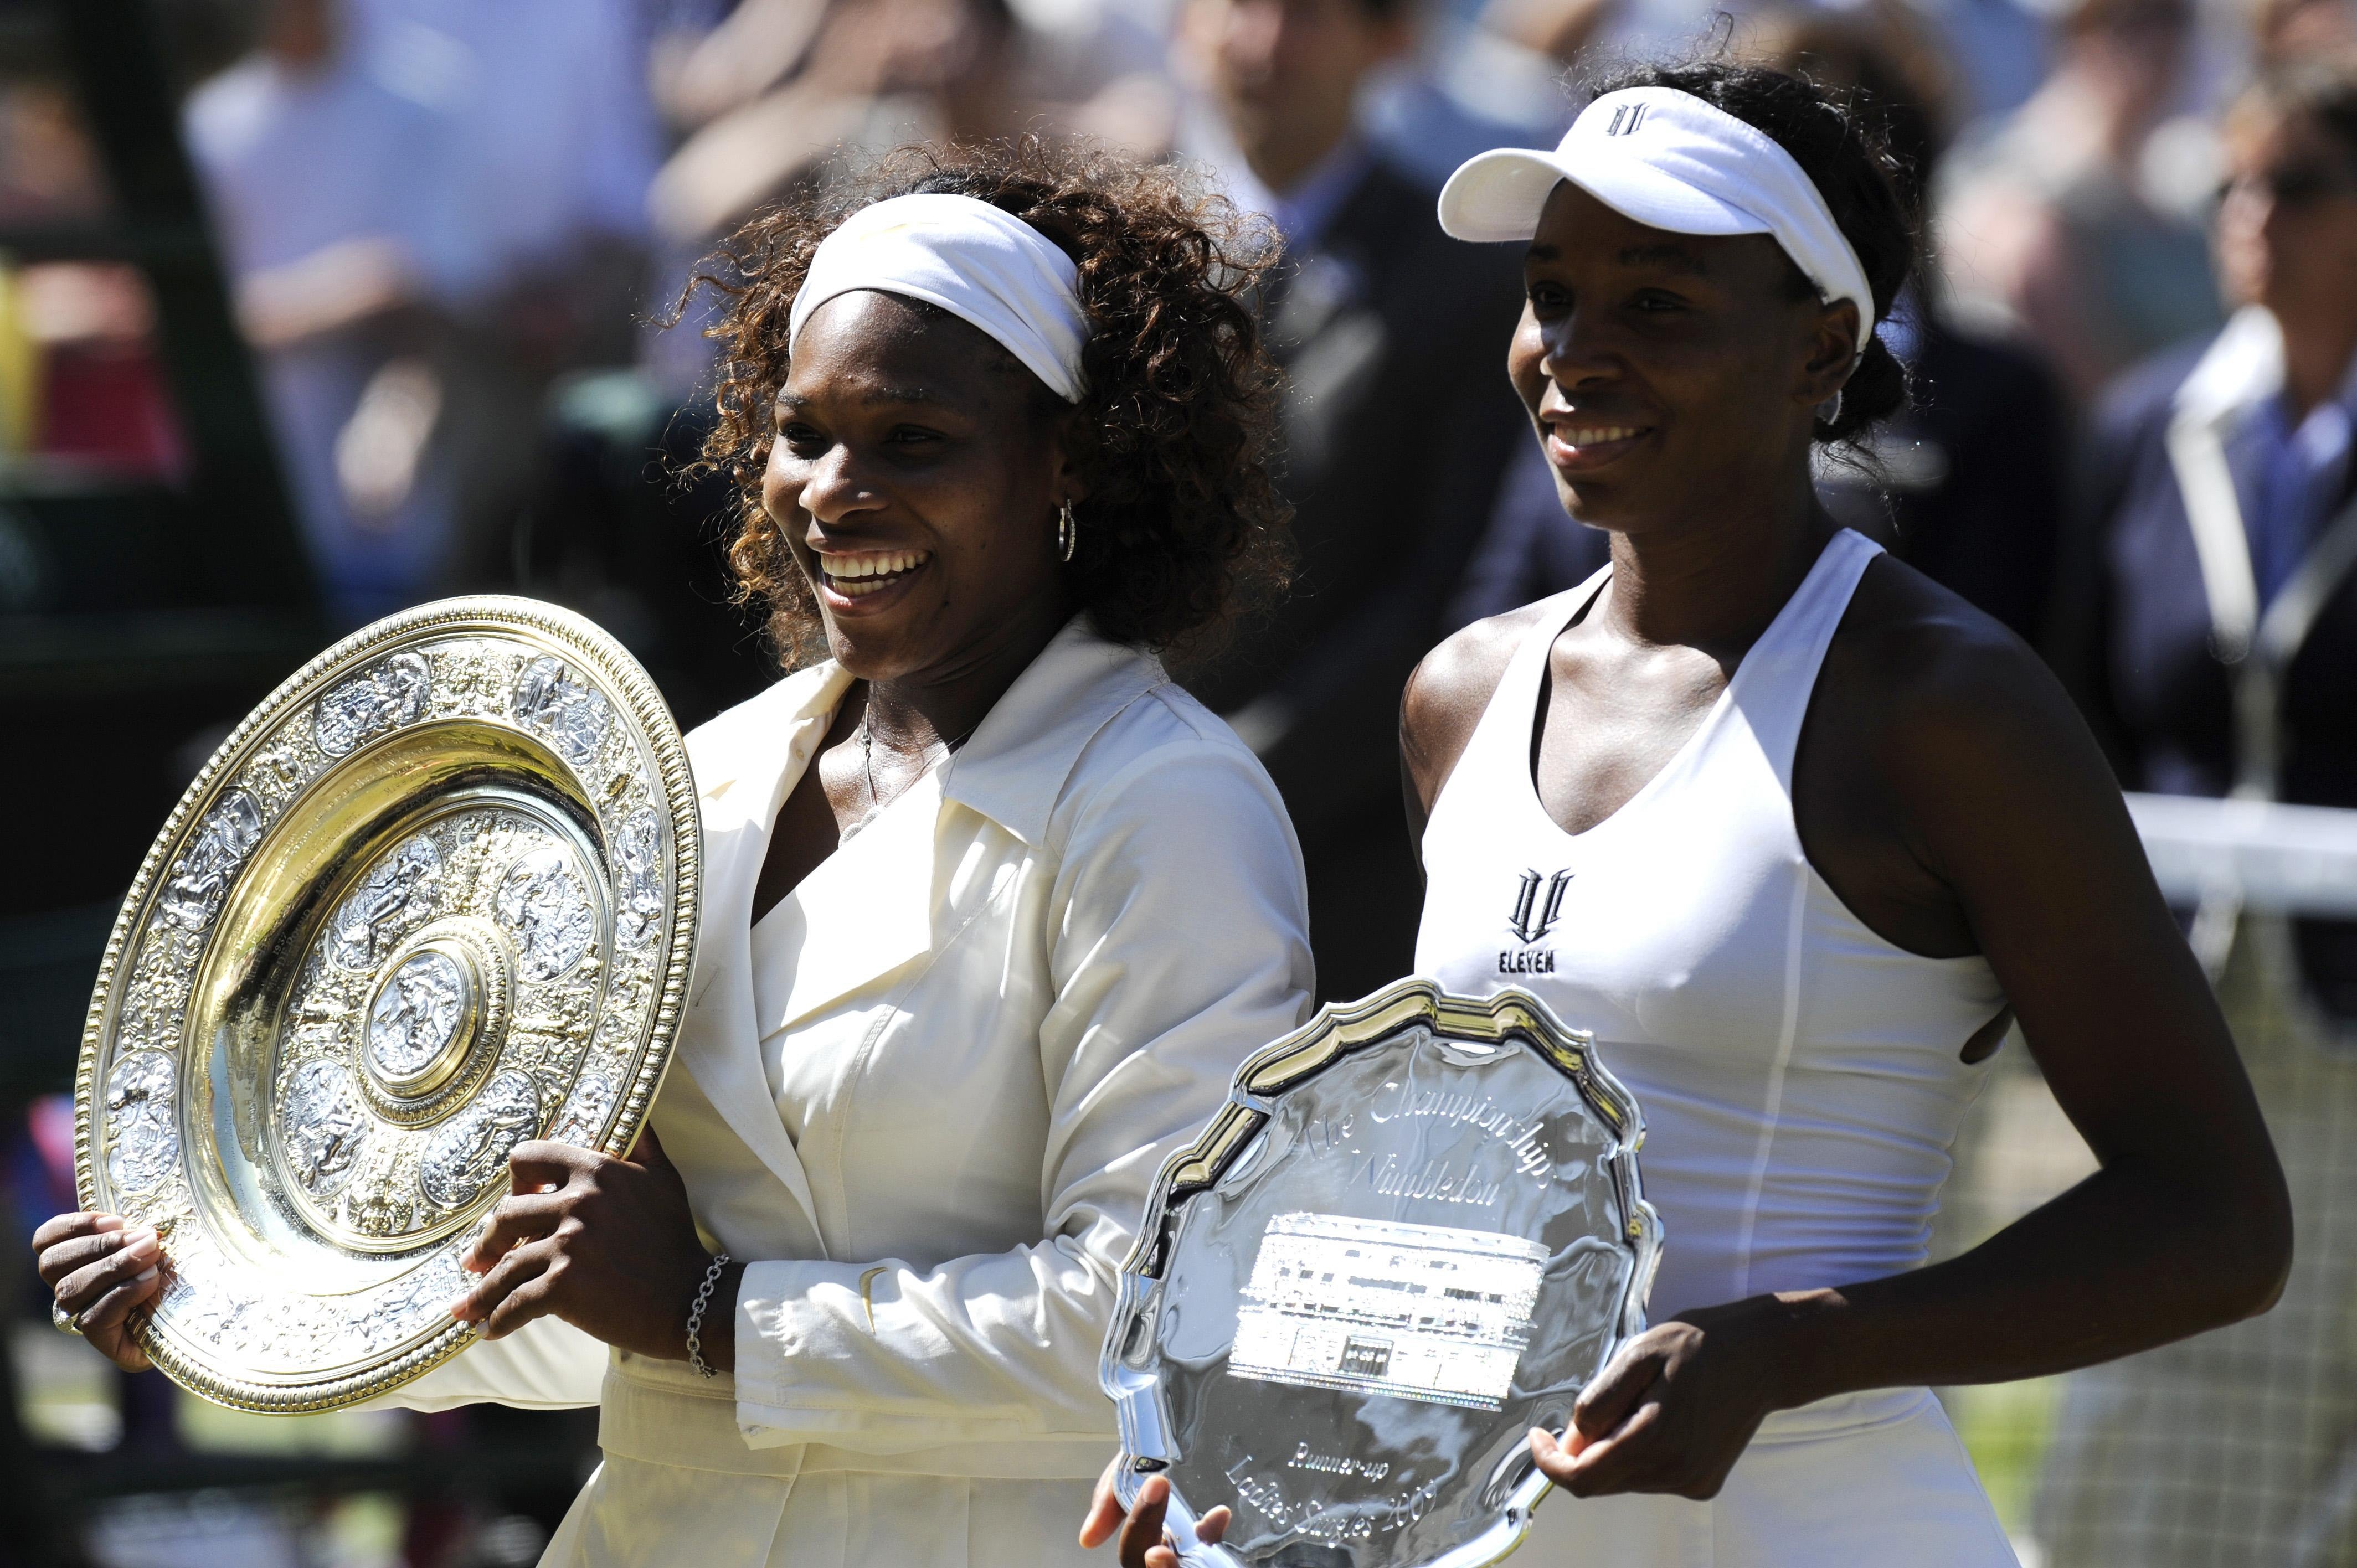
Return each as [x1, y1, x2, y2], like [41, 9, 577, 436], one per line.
[686, 1251, 732, 1379]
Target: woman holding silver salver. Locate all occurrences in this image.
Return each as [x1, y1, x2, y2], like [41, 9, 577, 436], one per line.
[38, 138, 1314, 1568]
[1093, 61, 2291, 1567]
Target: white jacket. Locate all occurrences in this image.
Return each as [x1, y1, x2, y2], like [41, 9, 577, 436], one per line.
[389, 617, 1313, 1518]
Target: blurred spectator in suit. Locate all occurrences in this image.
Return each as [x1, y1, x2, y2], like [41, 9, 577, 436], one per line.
[2060, 55, 2357, 991]
[2039, 56, 2357, 1564]
[1449, 6, 2075, 649]
[1174, 0, 1529, 1001]
[1938, 0, 2221, 403]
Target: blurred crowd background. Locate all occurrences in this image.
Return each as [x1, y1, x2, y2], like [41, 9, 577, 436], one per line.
[4, 0, 2357, 1561]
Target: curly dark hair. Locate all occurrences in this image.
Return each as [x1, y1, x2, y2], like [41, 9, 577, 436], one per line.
[684, 138, 1293, 667]
[1586, 59, 1920, 447]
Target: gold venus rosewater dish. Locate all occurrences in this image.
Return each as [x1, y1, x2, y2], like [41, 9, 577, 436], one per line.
[73, 599, 701, 1411]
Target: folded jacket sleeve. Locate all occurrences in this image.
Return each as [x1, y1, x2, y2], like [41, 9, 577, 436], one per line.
[730, 730, 1314, 1451]
[358, 1314, 610, 1411]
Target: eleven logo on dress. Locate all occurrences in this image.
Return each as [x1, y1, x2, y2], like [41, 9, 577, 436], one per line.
[1501, 868, 1572, 972]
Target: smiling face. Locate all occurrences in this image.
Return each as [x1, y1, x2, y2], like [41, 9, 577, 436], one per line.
[1506, 180, 1859, 536]
[761, 289, 1078, 682]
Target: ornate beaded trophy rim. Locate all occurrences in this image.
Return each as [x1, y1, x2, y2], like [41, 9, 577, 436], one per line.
[71, 595, 704, 1414]
[1102, 978, 1664, 1568]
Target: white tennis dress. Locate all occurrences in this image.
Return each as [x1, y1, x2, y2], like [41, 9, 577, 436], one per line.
[1413, 530, 2019, 1566]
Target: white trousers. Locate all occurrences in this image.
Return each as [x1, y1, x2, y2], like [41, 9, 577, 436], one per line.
[541, 1458, 1102, 1568]
[540, 1391, 2008, 1567]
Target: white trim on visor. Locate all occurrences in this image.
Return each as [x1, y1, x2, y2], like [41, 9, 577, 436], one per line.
[789, 193, 1090, 402]
[1438, 87, 1877, 364]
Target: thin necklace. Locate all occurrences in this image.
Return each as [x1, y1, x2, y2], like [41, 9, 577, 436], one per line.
[853, 701, 982, 826]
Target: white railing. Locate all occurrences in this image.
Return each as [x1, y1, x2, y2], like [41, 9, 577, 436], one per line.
[2126, 793, 2357, 917]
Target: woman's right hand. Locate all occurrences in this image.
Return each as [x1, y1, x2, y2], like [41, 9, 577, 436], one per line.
[32, 1213, 164, 1371]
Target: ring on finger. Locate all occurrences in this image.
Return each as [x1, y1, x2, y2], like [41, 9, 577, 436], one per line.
[50, 1299, 82, 1336]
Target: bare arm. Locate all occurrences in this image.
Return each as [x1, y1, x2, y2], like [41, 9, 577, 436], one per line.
[1083, 579, 2292, 1526]
[1771, 631, 2288, 1384]
[1547, 625, 2292, 1499]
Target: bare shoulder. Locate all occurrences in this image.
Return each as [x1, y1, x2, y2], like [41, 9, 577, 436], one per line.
[1401, 601, 1557, 816]
[1824, 554, 2104, 812]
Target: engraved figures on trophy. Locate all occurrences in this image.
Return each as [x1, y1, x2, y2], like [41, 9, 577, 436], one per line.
[271, 804, 600, 1243]
[512, 654, 614, 767]
[496, 847, 598, 981]
[610, 811, 666, 948]
[330, 837, 442, 970]
[419, 1072, 543, 1210]
[159, 788, 265, 930]
[101, 1050, 179, 1196]
[313, 650, 431, 757]
[281, 1057, 374, 1200]
[366, 951, 470, 1080]
[78, 613, 695, 1409]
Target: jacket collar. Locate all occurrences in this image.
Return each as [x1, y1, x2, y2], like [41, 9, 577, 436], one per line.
[698, 615, 1166, 848]
[940, 616, 1166, 847]
[667, 618, 1164, 1210]
[673, 659, 850, 1232]
[694, 660, 855, 838]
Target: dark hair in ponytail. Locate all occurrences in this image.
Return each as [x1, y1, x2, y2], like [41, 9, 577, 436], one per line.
[1586, 59, 1917, 446]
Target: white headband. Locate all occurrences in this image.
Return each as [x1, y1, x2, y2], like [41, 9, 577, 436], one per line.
[1437, 87, 1877, 364]
[789, 193, 1090, 402]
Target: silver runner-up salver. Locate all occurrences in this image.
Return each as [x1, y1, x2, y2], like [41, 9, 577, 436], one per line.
[1102, 981, 1662, 1568]
[72, 597, 701, 1412]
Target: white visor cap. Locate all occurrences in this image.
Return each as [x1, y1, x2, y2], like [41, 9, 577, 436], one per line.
[1438, 86, 1877, 363]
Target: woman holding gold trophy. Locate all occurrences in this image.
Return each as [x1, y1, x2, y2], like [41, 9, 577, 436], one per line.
[1091, 60, 2294, 1568]
[37, 141, 1315, 1568]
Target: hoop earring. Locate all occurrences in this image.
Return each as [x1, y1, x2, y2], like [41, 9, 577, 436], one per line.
[1816, 389, 1844, 429]
[1057, 500, 1077, 563]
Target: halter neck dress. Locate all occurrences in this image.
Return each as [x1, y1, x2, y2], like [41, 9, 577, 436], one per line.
[1413, 530, 2019, 1565]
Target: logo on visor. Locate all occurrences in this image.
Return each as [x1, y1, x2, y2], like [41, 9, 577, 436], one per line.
[1605, 103, 1650, 137]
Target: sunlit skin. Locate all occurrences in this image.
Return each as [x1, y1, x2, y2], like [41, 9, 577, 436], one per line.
[2216, 104, 2357, 416]
[34, 288, 1092, 1375]
[1088, 166, 2291, 1563]
[1509, 180, 1855, 537]
[762, 289, 1080, 688]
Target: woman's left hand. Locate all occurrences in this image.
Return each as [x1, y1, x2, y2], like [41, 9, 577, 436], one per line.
[1530, 1303, 1788, 1501]
[452, 1128, 729, 1364]
[1078, 1460, 1230, 1568]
